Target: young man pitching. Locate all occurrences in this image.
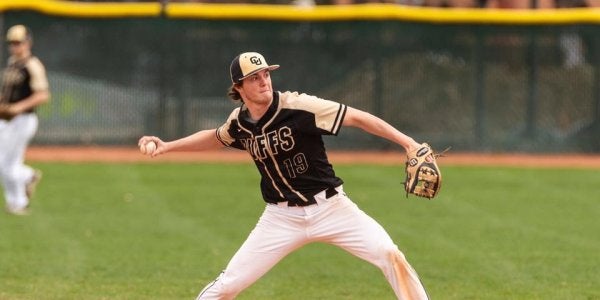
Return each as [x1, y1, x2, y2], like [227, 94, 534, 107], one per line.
[139, 52, 430, 300]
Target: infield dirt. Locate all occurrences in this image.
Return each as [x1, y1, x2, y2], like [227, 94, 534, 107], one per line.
[26, 146, 600, 169]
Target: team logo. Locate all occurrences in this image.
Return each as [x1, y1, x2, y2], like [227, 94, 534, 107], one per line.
[416, 146, 429, 157]
[249, 56, 262, 65]
[240, 126, 295, 160]
[408, 158, 418, 167]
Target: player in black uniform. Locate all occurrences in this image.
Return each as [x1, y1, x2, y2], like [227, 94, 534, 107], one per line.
[0, 25, 49, 215]
[138, 52, 429, 299]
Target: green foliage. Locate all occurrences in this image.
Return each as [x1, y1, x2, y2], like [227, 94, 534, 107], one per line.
[1, 163, 598, 299]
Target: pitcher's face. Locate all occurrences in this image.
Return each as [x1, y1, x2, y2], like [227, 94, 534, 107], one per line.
[238, 69, 273, 105]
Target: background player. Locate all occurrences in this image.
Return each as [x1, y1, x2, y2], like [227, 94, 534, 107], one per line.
[138, 52, 430, 299]
[0, 25, 49, 215]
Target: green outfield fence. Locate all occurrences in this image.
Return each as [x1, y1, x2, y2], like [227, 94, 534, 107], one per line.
[1, 0, 599, 152]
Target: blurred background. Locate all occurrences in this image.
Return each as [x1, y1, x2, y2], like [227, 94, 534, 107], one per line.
[1, 0, 599, 152]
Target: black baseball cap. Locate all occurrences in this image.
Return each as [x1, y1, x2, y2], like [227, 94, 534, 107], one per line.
[230, 52, 280, 84]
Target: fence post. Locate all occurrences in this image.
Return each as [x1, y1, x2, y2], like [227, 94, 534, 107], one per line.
[157, 0, 169, 138]
[525, 27, 538, 138]
[595, 35, 600, 125]
[474, 27, 486, 148]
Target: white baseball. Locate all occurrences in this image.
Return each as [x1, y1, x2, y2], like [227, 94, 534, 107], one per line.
[140, 141, 157, 155]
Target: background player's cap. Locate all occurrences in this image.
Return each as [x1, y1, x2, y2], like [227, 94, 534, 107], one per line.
[230, 52, 280, 84]
[6, 25, 32, 43]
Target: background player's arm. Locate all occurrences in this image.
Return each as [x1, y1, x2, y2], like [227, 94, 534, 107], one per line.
[5, 90, 50, 115]
[138, 129, 224, 157]
[342, 107, 420, 153]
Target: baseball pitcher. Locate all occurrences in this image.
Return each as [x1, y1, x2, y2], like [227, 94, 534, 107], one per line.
[139, 52, 441, 299]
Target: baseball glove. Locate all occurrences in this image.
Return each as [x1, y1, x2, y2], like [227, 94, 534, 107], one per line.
[404, 143, 445, 199]
[0, 104, 16, 121]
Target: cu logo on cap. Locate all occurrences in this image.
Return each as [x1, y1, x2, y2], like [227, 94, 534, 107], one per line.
[249, 56, 262, 65]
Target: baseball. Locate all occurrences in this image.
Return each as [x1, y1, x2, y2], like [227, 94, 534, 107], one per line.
[140, 141, 156, 155]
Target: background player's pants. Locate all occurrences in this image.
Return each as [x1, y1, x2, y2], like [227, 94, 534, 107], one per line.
[0, 114, 38, 211]
[196, 186, 429, 300]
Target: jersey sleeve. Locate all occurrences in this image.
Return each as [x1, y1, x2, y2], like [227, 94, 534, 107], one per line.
[26, 57, 49, 92]
[215, 107, 245, 149]
[281, 91, 347, 136]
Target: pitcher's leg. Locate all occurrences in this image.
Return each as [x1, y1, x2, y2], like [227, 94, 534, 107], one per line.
[197, 207, 307, 300]
[315, 197, 429, 300]
[386, 248, 429, 300]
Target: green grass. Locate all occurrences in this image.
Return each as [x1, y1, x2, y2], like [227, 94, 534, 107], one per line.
[1, 163, 599, 299]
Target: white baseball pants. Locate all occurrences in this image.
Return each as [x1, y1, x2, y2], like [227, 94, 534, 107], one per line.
[0, 113, 38, 211]
[196, 186, 429, 300]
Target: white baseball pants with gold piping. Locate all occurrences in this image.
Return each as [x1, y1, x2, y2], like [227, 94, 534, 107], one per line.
[196, 186, 429, 300]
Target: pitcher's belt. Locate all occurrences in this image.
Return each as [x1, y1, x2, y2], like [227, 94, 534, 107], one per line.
[270, 186, 340, 207]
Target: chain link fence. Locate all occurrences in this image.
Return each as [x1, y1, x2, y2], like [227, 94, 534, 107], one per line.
[1, 6, 599, 152]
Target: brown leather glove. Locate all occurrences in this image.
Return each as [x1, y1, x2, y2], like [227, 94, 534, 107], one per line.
[404, 143, 443, 199]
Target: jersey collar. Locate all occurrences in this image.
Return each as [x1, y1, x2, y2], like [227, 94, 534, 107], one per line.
[239, 91, 280, 130]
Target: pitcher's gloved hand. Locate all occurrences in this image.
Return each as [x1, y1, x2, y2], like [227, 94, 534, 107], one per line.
[404, 143, 445, 199]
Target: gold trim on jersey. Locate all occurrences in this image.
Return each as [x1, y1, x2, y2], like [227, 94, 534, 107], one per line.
[215, 107, 240, 146]
[217, 105, 287, 200]
[261, 94, 309, 203]
[279, 91, 346, 135]
[216, 91, 347, 204]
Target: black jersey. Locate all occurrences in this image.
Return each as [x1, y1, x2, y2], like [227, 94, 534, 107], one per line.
[0, 56, 48, 113]
[216, 91, 347, 206]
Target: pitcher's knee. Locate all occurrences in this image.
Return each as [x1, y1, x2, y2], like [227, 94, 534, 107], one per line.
[372, 244, 403, 268]
[375, 246, 417, 279]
